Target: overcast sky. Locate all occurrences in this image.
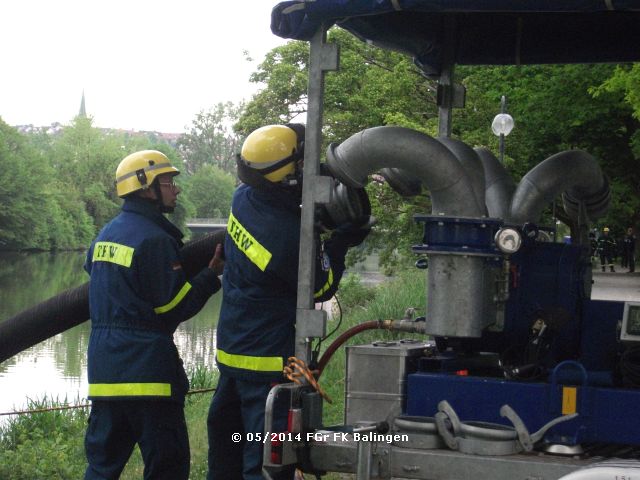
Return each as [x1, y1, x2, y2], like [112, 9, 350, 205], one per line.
[1, 0, 287, 133]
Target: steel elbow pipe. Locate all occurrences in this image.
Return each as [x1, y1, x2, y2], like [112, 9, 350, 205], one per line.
[475, 147, 516, 220]
[326, 126, 484, 217]
[508, 150, 610, 225]
[437, 137, 486, 213]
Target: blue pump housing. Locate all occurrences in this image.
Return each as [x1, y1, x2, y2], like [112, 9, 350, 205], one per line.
[405, 240, 638, 447]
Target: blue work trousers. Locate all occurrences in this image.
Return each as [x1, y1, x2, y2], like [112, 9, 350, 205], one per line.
[206, 374, 294, 480]
[84, 400, 189, 480]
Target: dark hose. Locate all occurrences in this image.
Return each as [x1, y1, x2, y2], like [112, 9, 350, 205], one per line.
[0, 230, 226, 364]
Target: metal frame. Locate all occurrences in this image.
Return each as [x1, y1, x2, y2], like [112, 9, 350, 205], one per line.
[294, 26, 339, 364]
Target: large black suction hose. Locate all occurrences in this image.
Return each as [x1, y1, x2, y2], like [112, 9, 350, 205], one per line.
[0, 230, 227, 364]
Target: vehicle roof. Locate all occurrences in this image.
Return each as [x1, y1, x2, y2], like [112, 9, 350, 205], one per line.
[271, 0, 640, 76]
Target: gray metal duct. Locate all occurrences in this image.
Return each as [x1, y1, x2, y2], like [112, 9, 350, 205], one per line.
[326, 126, 489, 338]
[376, 137, 487, 210]
[326, 126, 484, 217]
[378, 167, 422, 197]
[437, 137, 486, 214]
[508, 150, 610, 225]
[475, 147, 517, 220]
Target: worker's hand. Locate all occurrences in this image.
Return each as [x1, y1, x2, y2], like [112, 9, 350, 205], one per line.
[208, 243, 224, 275]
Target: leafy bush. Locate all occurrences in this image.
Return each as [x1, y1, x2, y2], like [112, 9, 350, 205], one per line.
[332, 273, 377, 315]
[0, 396, 88, 479]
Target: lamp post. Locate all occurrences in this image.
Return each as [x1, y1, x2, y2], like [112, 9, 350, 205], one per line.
[491, 96, 514, 163]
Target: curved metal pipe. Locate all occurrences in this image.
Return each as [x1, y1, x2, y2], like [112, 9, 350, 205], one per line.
[327, 126, 491, 337]
[377, 137, 487, 209]
[326, 126, 484, 217]
[475, 147, 517, 219]
[508, 150, 610, 225]
[378, 167, 422, 197]
[437, 137, 486, 213]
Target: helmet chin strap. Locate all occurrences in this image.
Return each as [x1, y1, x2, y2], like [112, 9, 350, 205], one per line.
[152, 182, 175, 214]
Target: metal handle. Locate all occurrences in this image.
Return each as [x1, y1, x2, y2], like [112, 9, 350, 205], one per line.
[435, 411, 458, 450]
[438, 400, 462, 434]
[500, 404, 579, 452]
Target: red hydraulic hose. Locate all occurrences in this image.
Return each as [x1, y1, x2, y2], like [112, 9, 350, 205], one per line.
[316, 320, 389, 376]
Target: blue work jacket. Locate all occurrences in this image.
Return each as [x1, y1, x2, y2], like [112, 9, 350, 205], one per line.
[216, 184, 348, 381]
[85, 197, 220, 404]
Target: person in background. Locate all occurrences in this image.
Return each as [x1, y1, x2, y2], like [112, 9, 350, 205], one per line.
[622, 226, 636, 273]
[84, 150, 224, 480]
[597, 226, 617, 273]
[206, 125, 370, 480]
[589, 229, 598, 262]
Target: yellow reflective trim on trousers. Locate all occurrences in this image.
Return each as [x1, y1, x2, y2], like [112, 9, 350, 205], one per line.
[92, 241, 134, 267]
[314, 268, 334, 299]
[217, 349, 283, 372]
[227, 213, 272, 272]
[154, 282, 192, 314]
[88, 383, 171, 397]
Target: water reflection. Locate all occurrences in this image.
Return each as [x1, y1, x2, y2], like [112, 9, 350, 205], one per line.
[0, 252, 221, 415]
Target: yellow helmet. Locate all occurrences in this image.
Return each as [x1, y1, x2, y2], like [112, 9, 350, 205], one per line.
[115, 150, 179, 197]
[603, 227, 610, 232]
[240, 125, 302, 183]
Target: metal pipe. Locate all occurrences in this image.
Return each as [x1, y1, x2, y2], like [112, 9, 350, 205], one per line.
[437, 137, 487, 214]
[508, 150, 610, 225]
[326, 126, 486, 337]
[326, 126, 483, 217]
[475, 147, 516, 219]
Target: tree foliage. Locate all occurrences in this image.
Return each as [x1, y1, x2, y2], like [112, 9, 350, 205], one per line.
[456, 64, 640, 233]
[0, 117, 94, 250]
[185, 164, 235, 219]
[0, 114, 236, 251]
[177, 102, 243, 175]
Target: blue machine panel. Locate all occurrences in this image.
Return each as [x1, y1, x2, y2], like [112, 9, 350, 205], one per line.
[406, 371, 640, 446]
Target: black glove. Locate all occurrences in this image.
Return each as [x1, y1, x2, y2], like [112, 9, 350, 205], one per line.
[330, 221, 371, 248]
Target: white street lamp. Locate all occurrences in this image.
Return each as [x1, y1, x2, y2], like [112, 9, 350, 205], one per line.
[491, 96, 514, 162]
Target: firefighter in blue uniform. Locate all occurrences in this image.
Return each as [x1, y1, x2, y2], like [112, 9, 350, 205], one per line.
[206, 125, 370, 480]
[597, 226, 617, 272]
[84, 150, 224, 480]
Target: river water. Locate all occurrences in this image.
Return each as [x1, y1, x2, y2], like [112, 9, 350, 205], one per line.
[0, 251, 221, 416]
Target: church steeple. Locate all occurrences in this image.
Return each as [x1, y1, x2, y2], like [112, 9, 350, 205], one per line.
[79, 90, 87, 118]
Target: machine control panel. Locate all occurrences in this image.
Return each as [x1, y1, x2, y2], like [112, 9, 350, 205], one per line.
[620, 302, 640, 342]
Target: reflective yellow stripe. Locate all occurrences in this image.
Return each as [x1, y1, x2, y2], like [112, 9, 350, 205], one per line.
[227, 213, 272, 271]
[314, 268, 334, 299]
[154, 282, 192, 314]
[92, 242, 134, 267]
[89, 383, 171, 397]
[217, 349, 283, 372]
[562, 386, 577, 414]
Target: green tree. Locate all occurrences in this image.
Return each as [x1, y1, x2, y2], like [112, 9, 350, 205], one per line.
[46, 116, 123, 229]
[177, 102, 243, 176]
[236, 29, 436, 140]
[0, 118, 95, 250]
[456, 64, 640, 232]
[184, 165, 235, 219]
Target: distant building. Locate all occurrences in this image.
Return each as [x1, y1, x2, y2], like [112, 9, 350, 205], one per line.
[12, 90, 183, 147]
[79, 90, 87, 118]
